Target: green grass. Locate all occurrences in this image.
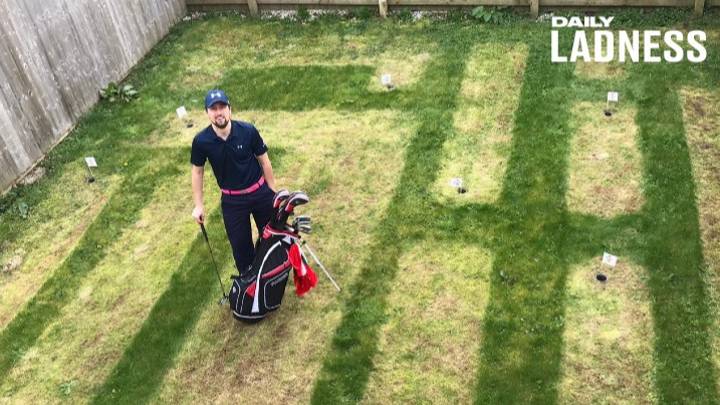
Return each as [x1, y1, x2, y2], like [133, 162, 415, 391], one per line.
[1, 10, 720, 404]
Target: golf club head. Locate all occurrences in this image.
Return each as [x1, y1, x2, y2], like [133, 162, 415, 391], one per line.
[284, 192, 310, 213]
[273, 189, 290, 209]
[218, 296, 228, 306]
[298, 224, 312, 234]
[277, 191, 309, 226]
[291, 216, 312, 229]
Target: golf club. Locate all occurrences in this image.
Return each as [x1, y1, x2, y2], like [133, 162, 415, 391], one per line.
[300, 241, 340, 292]
[199, 222, 229, 305]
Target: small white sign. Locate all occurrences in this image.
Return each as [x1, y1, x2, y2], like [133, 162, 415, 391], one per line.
[176, 106, 188, 119]
[607, 91, 619, 103]
[449, 177, 463, 188]
[380, 74, 393, 87]
[84, 157, 98, 168]
[602, 252, 618, 267]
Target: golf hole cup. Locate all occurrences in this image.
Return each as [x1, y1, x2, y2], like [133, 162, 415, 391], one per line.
[450, 177, 466, 194]
[604, 91, 619, 117]
[84, 157, 97, 183]
[380, 74, 394, 90]
[176, 106, 193, 128]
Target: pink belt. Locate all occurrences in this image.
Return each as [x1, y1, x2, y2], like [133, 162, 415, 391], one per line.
[221, 177, 265, 195]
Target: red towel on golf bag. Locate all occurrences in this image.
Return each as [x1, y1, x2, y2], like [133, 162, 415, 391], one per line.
[289, 243, 317, 296]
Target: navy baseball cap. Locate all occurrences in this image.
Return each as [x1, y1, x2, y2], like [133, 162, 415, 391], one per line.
[204, 89, 230, 109]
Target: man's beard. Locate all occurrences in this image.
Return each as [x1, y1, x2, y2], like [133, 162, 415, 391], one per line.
[214, 117, 229, 129]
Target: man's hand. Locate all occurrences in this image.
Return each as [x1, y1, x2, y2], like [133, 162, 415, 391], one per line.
[192, 205, 205, 224]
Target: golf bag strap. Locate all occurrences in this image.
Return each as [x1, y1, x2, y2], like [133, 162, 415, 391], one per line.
[221, 177, 265, 195]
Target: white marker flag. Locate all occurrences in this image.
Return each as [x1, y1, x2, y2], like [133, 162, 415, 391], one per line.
[176, 106, 188, 119]
[602, 252, 618, 267]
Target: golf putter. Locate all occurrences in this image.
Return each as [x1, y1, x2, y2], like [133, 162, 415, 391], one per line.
[199, 223, 229, 305]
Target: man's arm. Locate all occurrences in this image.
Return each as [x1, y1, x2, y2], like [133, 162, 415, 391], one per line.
[191, 164, 205, 223]
[256, 153, 276, 192]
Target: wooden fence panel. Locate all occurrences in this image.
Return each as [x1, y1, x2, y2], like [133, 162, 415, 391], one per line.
[0, 0, 186, 193]
[188, 0, 707, 6]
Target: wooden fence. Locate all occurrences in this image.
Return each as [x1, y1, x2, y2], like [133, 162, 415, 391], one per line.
[0, 0, 186, 193]
[188, 0, 718, 18]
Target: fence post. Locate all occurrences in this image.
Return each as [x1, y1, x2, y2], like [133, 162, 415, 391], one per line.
[378, 0, 388, 18]
[248, 0, 259, 16]
[530, 0, 539, 19]
[694, 0, 705, 16]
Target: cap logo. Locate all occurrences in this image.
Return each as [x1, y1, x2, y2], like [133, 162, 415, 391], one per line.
[211, 91, 222, 99]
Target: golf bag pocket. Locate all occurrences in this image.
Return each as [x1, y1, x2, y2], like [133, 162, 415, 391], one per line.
[229, 266, 290, 323]
[264, 270, 290, 310]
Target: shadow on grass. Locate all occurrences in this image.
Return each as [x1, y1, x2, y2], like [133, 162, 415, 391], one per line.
[0, 147, 185, 381]
[310, 39, 472, 404]
[633, 72, 718, 403]
[219, 65, 401, 111]
[91, 147, 287, 404]
[90, 210, 229, 404]
[473, 42, 576, 404]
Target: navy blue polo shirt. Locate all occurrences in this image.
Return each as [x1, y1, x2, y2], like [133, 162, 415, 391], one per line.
[190, 120, 268, 190]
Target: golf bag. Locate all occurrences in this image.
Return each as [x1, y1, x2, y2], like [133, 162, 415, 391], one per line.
[228, 191, 317, 323]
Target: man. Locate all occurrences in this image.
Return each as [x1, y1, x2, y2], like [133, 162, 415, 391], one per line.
[191, 89, 277, 276]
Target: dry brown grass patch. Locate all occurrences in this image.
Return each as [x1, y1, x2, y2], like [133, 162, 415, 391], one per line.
[362, 241, 491, 404]
[575, 60, 626, 80]
[680, 87, 720, 392]
[567, 101, 643, 217]
[558, 257, 655, 404]
[434, 43, 528, 205]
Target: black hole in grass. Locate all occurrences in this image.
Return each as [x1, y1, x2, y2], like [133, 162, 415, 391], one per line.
[604, 109, 612, 117]
[596, 273, 607, 282]
[458, 187, 467, 194]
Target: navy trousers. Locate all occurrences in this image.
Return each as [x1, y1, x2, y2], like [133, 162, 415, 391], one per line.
[221, 182, 275, 276]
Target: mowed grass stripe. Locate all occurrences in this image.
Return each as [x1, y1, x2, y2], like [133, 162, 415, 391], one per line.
[680, 87, 720, 394]
[0, 167, 206, 402]
[0, 148, 184, 382]
[474, 38, 576, 403]
[558, 258, 655, 404]
[434, 42, 528, 205]
[362, 242, 491, 404]
[0, 166, 122, 330]
[90, 208, 231, 405]
[634, 72, 719, 402]
[153, 110, 411, 403]
[310, 36, 472, 404]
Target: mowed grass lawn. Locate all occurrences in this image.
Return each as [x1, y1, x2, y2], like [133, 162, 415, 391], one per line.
[1, 10, 720, 404]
